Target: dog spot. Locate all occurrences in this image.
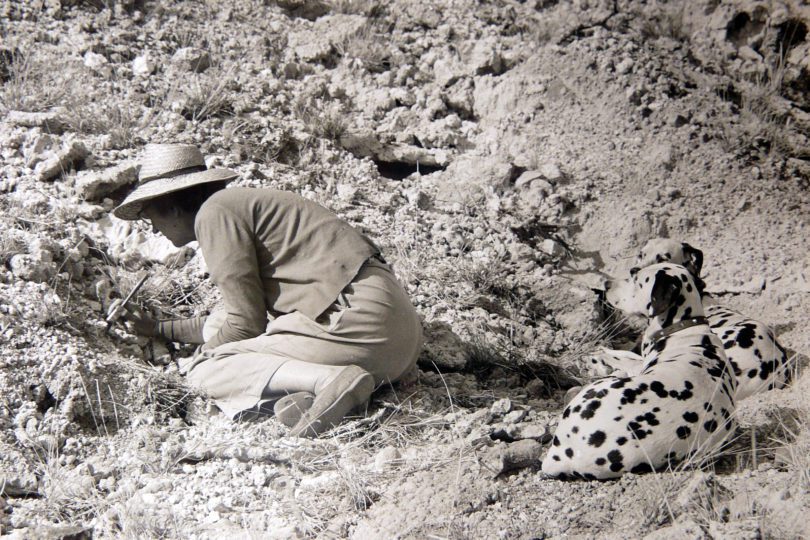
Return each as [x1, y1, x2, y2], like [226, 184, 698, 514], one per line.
[635, 412, 660, 426]
[736, 324, 756, 348]
[552, 455, 560, 461]
[582, 388, 609, 400]
[565, 448, 574, 458]
[711, 319, 729, 329]
[610, 378, 629, 389]
[704, 419, 718, 432]
[628, 422, 648, 440]
[580, 400, 602, 419]
[552, 436, 560, 446]
[595, 457, 606, 466]
[588, 430, 607, 447]
[630, 462, 653, 474]
[571, 426, 579, 434]
[683, 411, 699, 423]
[562, 407, 571, 419]
[622, 388, 640, 404]
[616, 436, 628, 446]
[676, 426, 691, 439]
[650, 381, 668, 398]
[607, 449, 624, 472]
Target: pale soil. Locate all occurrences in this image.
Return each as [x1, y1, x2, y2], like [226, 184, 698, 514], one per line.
[0, 0, 809, 538]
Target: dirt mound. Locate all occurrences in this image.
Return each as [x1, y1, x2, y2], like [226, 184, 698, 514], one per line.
[1, 0, 809, 538]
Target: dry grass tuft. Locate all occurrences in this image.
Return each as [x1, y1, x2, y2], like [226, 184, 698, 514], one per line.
[335, 18, 395, 73]
[0, 231, 26, 268]
[328, 0, 386, 18]
[295, 101, 349, 142]
[637, 2, 689, 42]
[175, 69, 235, 122]
[0, 50, 72, 113]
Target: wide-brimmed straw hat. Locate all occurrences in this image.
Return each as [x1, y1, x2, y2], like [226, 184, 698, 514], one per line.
[113, 143, 238, 220]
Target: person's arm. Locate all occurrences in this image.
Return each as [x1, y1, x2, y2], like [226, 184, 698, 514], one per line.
[156, 316, 207, 344]
[110, 300, 207, 344]
[195, 202, 268, 351]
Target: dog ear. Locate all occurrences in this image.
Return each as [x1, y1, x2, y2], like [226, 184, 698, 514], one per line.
[649, 272, 681, 316]
[681, 243, 704, 278]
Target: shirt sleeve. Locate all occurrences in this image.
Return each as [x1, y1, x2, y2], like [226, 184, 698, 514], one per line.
[156, 315, 206, 344]
[195, 202, 268, 350]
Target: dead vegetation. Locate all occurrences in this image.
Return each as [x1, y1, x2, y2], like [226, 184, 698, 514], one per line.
[1, 0, 809, 537]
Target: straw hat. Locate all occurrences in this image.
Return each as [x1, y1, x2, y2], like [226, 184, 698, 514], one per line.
[113, 143, 238, 220]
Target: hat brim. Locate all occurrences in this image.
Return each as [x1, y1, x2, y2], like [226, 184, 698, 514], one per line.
[112, 168, 238, 220]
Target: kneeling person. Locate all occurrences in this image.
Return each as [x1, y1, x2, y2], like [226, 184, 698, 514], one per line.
[113, 143, 423, 437]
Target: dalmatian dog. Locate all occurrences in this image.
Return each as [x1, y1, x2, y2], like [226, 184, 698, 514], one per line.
[542, 263, 737, 479]
[587, 239, 790, 400]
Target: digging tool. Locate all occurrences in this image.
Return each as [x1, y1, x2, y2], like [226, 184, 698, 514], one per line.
[105, 274, 149, 332]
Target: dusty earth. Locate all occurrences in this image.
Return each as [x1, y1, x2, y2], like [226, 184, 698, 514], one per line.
[1, 0, 810, 538]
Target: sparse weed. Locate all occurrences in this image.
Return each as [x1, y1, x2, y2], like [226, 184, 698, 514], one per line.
[770, 415, 810, 489]
[176, 69, 235, 122]
[68, 101, 143, 149]
[638, 2, 688, 42]
[335, 18, 395, 73]
[0, 50, 72, 113]
[638, 471, 727, 529]
[294, 101, 349, 142]
[718, 86, 792, 159]
[0, 230, 26, 268]
[717, 39, 798, 160]
[328, 0, 386, 18]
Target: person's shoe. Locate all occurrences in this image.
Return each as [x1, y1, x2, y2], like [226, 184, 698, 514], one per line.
[273, 392, 315, 428]
[290, 366, 375, 438]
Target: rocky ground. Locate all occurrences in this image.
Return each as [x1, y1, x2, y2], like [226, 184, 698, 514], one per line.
[0, 0, 809, 538]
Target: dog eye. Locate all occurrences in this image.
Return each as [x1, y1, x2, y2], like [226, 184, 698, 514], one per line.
[629, 267, 640, 276]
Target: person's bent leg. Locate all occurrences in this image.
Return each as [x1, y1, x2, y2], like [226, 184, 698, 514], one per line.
[288, 365, 375, 438]
[265, 360, 375, 436]
[265, 360, 344, 395]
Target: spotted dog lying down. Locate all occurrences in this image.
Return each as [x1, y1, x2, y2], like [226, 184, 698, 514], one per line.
[586, 239, 790, 401]
[543, 263, 737, 480]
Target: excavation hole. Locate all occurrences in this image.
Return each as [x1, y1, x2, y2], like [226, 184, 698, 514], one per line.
[374, 159, 446, 180]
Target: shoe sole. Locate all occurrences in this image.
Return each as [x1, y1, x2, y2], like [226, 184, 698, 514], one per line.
[290, 368, 374, 437]
[273, 392, 315, 428]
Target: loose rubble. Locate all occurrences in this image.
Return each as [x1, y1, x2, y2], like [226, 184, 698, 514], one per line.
[0, 0, 809, 538]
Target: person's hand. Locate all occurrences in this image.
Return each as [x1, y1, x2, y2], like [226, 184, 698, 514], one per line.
[107, 299, 158, 337]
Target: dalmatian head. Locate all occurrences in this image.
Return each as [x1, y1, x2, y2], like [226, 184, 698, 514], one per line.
[605, 263, 704, 332]
[636, 238, 706, 294]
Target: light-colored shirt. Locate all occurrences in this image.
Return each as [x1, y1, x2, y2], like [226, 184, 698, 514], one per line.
[157, 187, 379, 350]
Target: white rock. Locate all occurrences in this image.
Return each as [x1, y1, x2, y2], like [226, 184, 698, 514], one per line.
[615, 57, 634, 74]
[83, 51, 108, 70]
[373, 446, 401, 472]
[171, 47, 211, 73]
[539, 162, 564, 183]
[132, 54, 154, 77]
[541, 239, 566, 257]
[503, 409, 526, 424]
[491, 397, 512, 416]
[74, 162, 139, 201]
